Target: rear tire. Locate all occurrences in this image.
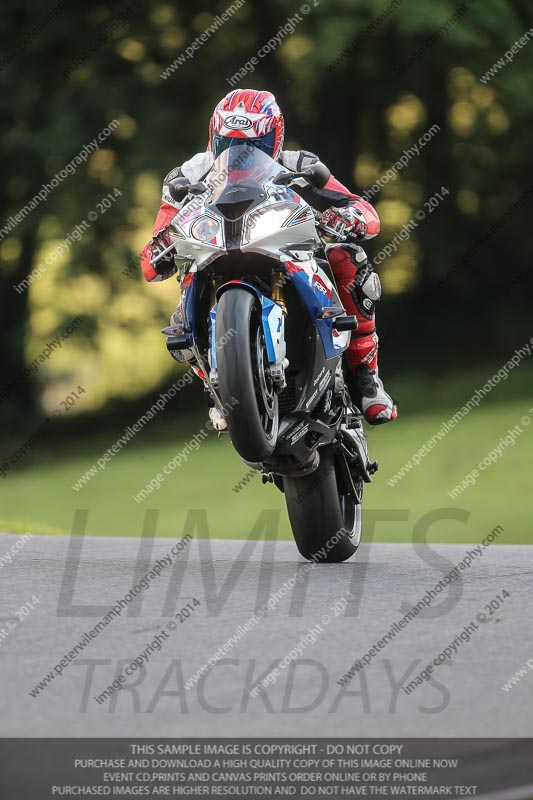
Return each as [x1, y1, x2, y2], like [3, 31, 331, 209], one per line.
[283, 447, 361, 562]
[217, 289, 279, 463]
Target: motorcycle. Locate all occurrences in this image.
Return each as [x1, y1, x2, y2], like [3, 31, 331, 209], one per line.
[153, 144, 378, 563]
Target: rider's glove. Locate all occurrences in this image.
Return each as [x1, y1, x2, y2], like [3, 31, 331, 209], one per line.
[149, 227, 174, 269]
[321, 206, 367, 239]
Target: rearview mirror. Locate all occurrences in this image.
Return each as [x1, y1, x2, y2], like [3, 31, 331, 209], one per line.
[302, 162, 331, 189]
[169, 177, 207, 202]
[272, 162, 331, 189]
[168, 177, 191, 203]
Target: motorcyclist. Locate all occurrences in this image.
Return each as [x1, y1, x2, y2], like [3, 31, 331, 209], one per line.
[140, 89, 397, 430]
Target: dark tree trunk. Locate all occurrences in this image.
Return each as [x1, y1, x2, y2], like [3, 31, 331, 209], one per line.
[0, 228, 37, 420]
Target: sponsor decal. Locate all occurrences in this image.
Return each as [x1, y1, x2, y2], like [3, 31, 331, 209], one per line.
[290, 422, 310, 444]
[313, 366, 327, 387]
[318, 370, 331, 393]
[322, 388, 333, 413]
[305, 388, 319, 409]
[313, 276, 329, 296]
[224, 115, 252, 130]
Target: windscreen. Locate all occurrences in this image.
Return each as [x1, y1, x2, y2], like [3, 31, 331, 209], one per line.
[206, 143, 287, 204]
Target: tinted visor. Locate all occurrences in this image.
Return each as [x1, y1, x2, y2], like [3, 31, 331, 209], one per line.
[213, 131, 276, 160]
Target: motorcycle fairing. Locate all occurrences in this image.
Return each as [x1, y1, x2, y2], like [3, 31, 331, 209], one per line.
[179, 271, 197, 345]
[281, 259, 350, 360]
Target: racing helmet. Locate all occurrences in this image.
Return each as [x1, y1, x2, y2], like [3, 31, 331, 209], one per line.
[209, 89, 285, 161]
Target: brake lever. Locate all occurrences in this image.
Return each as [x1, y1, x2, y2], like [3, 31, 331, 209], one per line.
[150, 242, 176, 265]
[316, 221, 348, 242]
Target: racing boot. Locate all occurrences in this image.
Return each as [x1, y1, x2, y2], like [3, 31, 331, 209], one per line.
[208, 404, 228, 432]
[346, 364, 397, 425]
[327, 243, 397, 425]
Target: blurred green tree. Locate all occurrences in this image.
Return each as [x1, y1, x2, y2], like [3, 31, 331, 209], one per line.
[1, 0, 532, 425]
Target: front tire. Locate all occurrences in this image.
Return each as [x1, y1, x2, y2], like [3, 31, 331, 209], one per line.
[283, 447, 362, 562]
[217, 289, 279, 463]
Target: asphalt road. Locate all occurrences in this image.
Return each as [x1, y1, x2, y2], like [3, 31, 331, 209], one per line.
[1, 533, 532, 741]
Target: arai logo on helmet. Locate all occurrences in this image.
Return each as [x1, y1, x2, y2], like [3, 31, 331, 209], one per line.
[224, 115, 253, 130]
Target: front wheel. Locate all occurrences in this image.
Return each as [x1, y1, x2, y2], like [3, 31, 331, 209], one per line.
[217, 289, 279, 463]
[283, 447, 362, 562]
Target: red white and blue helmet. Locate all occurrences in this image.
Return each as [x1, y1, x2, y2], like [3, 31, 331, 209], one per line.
[209, 89, 285, 161]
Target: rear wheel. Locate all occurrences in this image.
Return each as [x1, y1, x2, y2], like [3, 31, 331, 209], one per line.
[217, 289, 279, 463]
[283, 447, 362, 562]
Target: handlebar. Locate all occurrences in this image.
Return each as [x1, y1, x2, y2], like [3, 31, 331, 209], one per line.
[316, 221, 349, 242]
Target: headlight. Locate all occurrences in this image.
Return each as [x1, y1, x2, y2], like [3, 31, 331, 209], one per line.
[191, 215, 220, 242]
[246, 206, 294, 242]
